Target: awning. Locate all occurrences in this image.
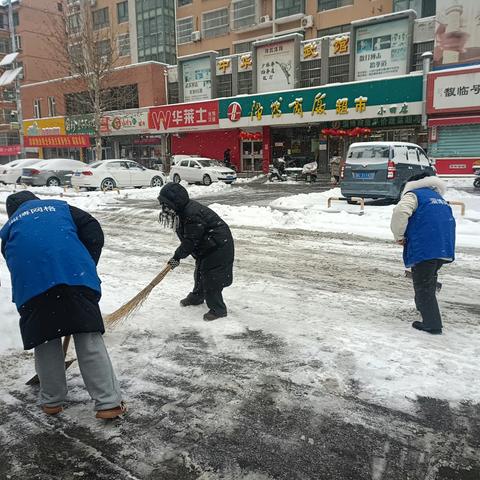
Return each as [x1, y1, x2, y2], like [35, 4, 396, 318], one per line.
[0, 67, 23, 87]
[0, 52, 19, 67]
[428, 116, 480, 127]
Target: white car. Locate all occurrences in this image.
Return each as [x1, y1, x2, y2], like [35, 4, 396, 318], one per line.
[170, 154, 193, 166]
[0, 158, 41, 184]
[170, 157, 237, 185]
[71, 159, 167, 191]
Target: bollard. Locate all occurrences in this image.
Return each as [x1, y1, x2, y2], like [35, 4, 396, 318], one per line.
[448, 201, 465, 216]
[327, 196, 365, 214]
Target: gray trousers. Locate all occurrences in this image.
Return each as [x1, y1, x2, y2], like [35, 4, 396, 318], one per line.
[34, 332, 122, 411]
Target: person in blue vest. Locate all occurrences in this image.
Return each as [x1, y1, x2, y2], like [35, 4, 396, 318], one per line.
[0, 191, 125, 418]
[390, 172, 456, 334]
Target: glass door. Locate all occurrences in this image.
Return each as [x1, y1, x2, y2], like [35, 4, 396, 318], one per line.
[241, 140, 263, 172]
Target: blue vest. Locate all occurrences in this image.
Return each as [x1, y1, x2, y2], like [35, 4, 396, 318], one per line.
[0, 199, 101, 308]
[403, 188, 456, 268]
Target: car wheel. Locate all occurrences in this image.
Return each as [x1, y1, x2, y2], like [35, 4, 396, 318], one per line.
[474, 177, 480, 189]
[203, 174, 212, 186]
[46, 177, 60, 187]
[151, 176, 164, 187]
[86, 187, 97, 192]
[173, 174, 181, 184]
[101, 178, 116, 191]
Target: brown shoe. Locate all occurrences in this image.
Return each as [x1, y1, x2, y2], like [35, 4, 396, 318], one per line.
[95, 401, 127, 419]
[203, 311, 227, 322]
[42, 405, 63, 415]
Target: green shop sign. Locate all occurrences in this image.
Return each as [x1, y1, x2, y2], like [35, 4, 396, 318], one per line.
[65, 114, 96, 135]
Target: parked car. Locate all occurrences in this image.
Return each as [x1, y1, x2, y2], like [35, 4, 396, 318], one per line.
[21, 159, 86, 187]
[71, 159, 167, 191]
[340, 142, 435, 202]
[170, 157, 237, 185]
[0, 158, 41, 185]
[170, 154, 193, 166]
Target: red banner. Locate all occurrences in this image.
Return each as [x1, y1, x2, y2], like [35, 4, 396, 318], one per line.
[148, 101, 219, 131]
[0, 144, 21, 156]
[24, 135, 91, 148]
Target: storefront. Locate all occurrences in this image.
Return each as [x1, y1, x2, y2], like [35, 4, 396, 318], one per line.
[427, 66, 480, 175]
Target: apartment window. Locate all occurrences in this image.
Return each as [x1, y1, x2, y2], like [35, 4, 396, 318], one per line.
[217, 48, 230, 56]
[13, 12, 19, 27]
[394, 0, 435, 17]
[95, 39, 112, 59]
[177, 17, 193, 44]
[238, 71, 253, 94]
[232, 0, 257, 30]
[178, 0, 192, 6]
[33, 99, 42, 119]
[48, 97, 57, 117]
[328, 54, 349, 83]
[68, 13, 81, 34]
[412, 40, 434, 71]
[317, 24, 349, 37]
[0, 38, 10, 53]
[17, 61, 24, 80]
[234, 41, 253, 54]
[0, 14, 5, 29]
[92, 7, 109, 30]
[118, 33, 130, 56]
[276, 0, 304, 19]
[14, 35, 21, 51]
[318, 0, 353, 12]
[300, 59, 322, 88]
[168, 82, 179, 104]
[217, 74, 232, 98]
[202, 8, 229, 39]
[117, 1, 128, 23]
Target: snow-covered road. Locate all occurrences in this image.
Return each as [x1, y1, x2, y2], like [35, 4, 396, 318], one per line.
[0, 181, 479, 479]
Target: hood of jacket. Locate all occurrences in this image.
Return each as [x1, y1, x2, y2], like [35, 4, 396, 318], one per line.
[6, 191, 39, 218]
[157, 183, 190, 213]
[402, 176, 446, 197]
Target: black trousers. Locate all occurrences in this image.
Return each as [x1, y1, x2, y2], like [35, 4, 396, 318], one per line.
[190, 264, 227, 316]
[411, 259, 444, 330]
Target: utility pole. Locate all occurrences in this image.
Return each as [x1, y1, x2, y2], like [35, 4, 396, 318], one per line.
[7, 0, 25, 157]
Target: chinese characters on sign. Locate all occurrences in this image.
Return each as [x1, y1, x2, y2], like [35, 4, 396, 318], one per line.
[329, 35, 350, 57]
[182, 56, 212, 102]
[355, 96, 368, 113]
[102, 110, 149, 136]
[301, 40, 321, 61]
[336, 98, 349, 115]
[289, 98, 303, 117]
[24, 135, 90, 148]
[256, 39, 295, 93]
[271, 97, 283, 118]
[377, 103, 408, 116]
[250, 101, 264, 121]
[432, 71, 480, 112]
[238, 54, 253, 71]
[216, 58, 232, 75]
[312, 93, 326, 115]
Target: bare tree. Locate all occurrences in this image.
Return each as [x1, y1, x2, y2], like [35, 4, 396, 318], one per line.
[48, 0, 136, 161]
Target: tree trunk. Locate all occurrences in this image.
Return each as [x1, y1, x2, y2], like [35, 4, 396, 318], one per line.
[94, 86, 102, 162]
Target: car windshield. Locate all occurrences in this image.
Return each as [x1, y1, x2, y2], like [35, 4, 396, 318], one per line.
[196, 160, 223, 167]
[347, 146, 391, 162]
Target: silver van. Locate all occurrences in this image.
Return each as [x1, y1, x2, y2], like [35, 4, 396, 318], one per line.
[340, 142, 435, 202]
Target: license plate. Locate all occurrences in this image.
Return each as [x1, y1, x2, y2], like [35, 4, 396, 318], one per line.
[354, 172, 375, 180]
[74, 172, 81, 176]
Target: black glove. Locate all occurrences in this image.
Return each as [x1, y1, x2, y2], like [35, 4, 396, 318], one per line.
[167, 258, 180, 270]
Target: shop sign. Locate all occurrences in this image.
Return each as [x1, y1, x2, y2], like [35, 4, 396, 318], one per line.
[24, 135, 90, 148]
[430, 70, 480, 112]
[354, 18, 409, 80]
[256, 39, 295, 93]
[168, 66, 178, 83]
[0, 144, 21, 156]
[133, 137, 161, 145]
[238, 53, 253, 72]
[301, 40, 321, 62]
[65, 114, 95, 135]
[227, 102, 242, 122]
[216, 57, 233, 75]
[329, 35, 350, 57]
[23, 117, 66, 136]
[434, 0, 480, 69]
[101, 110, 149, 136]
[182, 56, 212, 102]
[148, 101, 218, 132]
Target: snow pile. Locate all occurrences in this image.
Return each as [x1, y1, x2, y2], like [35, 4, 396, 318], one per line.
[235, 174, 265, 183]
[0, 265, 21, 353]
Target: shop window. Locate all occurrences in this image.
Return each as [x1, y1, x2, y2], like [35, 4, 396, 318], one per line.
[33, 99, 42, 119]
[217, 74, 232, 98]
[328, 54, 349, 83]
[318, 0, 353, 12]
[177, 17, 193, 44]
[300, 59, 321, 88]
[317, 24, 349, 38]
[168, 82, 179, 104]
[232, 0, 257, 30]
[92, 7, 109, 30]
[48, 97, 56, 117]
[238, 71, 253, 94]
[412, 41, 434, 71]
[117, 33, 130, 57]
[202, 8, 229, 39]
[117, 1, 128, 23]
[276, 0, 304, 19]
[234, 41, 253, 54]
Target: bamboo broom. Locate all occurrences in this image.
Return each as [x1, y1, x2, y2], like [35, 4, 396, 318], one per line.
[104, 264, 172, 328]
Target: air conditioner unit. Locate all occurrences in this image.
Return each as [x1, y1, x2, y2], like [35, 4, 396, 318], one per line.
[301, 15, 313, 29]
[191, 31, 201, 42]
[259, 15, 270, 24]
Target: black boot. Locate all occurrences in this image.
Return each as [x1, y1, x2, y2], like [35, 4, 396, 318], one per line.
[180, 293, 204, 307]
[412, 321, 442, 335]
[203, 311, 227, 322]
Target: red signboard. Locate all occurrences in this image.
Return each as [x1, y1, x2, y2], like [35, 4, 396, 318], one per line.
[435, 158, 479, 175]
[148, 101, 218, 132]
[0, 144, 21, 156]
[24, 135, 91, 148]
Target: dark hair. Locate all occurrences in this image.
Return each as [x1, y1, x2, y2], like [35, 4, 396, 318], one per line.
[407, 171, 432, 183]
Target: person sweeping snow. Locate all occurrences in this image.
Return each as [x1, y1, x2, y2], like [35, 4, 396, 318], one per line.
[390, 173, 456, 335]
[158, 183, 234, 321]
[0, 191, 125, 418]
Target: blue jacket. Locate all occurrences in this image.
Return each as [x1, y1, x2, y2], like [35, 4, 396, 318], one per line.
[403, 188, 456, 268]
[0, 199, 101, 308]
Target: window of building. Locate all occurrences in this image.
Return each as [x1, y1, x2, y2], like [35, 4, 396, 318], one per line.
[0, 14, 5, 29]
[328, 54, 349, 83]
[117, 1, 128, 23]
[238, 71, 253, 94]
[318, 0, 353, 12]
[177, 17, 193, 44]
[48, 97, 57, 117]
[17, 61, 24, 80]
[168, 82, 179, 104]
[95, 39, 111, 59]
[317, 24, 349, 37]
[68, 13, 81, 34]
[217, 48, 230, 56]
[14, 35, 21, 51]
[202, 8, 229, 39]
[92, 7, 109, 30]
[217, 74, 232, 97]
[33, 99, 42, 119]
[178, 0, 192, 6]
[234, 41, 253, 54]
[276, 0, 304, 19]
[69, 43, 83, 66]
[117, 33, 130, 56]
[412, 40, 434, 71]
[300, 59, 321, 88]
[394, 0, 435, 18]
[0, 38, 10, 53]
[13, 12, 19, 27]
[232, 0, 257, 30]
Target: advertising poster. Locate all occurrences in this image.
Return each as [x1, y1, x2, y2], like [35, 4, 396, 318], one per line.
[434, 0, 480, 68]
[256, 40, 295, 93]
[182, 57, 212, 102]
[355, 18, 409, 80]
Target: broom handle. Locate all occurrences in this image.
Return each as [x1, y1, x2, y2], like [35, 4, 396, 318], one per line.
[62, 336, 71, 358]
[148, 264, 172, 288]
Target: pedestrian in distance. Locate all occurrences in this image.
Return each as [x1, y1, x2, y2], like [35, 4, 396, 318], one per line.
[158, 183, 234, 321]
[329, 152, 341, 185]
[224, 148, 232, 169]
[0, 191, 125, 418]
[390, 172, 456, 335]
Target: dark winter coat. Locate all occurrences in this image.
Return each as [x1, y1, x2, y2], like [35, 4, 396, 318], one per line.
[158, 183, 234, 291]
[0, 191, 105, 350]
